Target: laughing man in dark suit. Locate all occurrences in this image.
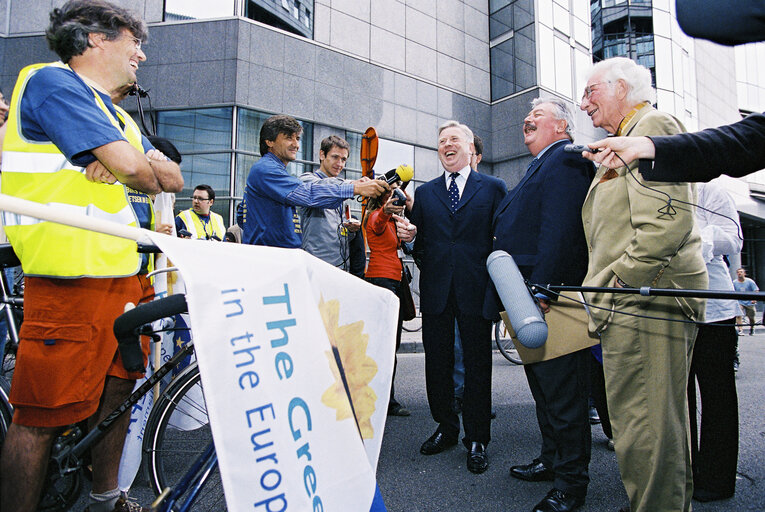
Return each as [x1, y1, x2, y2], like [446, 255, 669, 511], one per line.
[485, 97, 594, 512]
[409, 121, 507, 474]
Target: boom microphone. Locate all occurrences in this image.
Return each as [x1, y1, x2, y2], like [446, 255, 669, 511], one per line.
[487, 250, 547, 348]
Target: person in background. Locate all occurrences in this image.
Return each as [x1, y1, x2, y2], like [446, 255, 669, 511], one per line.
[364, 180, 414, 417]
[688, 182, 742, 503]
[242, 114, 386, 248]
[175, 184, 226, 240]
[299, 135, 363, 272]
[732, 268, 758, 335]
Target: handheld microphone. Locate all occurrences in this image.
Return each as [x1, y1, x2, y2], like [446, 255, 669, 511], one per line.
[563, 144, 600, 154]
[486, 250, 547, 348]
[381, 164, 414, 185]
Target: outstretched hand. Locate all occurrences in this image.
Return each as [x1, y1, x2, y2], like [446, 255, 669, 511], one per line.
[583, 136, 656, 169]
[353, 177, 389, 198]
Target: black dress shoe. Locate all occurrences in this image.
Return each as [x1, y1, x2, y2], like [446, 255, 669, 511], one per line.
[419, 431, 457, 455]
[531, 488, 584, 512]
[466, 442, 488, 474]
[510, 459, 554, 482]
[589, 406, 601, 424]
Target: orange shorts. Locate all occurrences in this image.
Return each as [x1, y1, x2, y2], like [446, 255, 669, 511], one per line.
[10, 274, 154, 427]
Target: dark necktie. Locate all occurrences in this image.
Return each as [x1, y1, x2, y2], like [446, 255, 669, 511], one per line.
[448, 173, 460, 212]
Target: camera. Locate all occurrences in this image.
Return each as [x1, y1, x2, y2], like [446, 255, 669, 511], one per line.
[392, 188, 407, 206]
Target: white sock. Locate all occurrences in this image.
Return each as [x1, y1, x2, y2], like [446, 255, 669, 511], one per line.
[88, 488, 121, 512]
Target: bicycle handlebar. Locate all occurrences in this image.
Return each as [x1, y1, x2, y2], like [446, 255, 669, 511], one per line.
[113, 294, 188, 372]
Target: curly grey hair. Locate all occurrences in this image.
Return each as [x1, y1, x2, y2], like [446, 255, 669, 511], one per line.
[46, 0, 147, 63]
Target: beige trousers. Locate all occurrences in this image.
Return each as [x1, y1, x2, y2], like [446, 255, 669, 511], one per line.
[601, 294, 697, 512]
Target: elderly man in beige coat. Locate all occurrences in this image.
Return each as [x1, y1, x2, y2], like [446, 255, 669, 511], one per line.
[579, 57, 707, 512]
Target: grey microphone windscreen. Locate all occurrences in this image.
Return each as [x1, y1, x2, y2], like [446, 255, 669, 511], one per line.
[487, 250, 547, 348]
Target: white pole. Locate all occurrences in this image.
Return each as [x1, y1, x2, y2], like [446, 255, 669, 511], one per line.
[0, 193, 155, 244]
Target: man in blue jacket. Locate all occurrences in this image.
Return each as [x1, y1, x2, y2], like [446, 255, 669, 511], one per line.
[242, 114, 386, 248]
[486, 98, 594, 512]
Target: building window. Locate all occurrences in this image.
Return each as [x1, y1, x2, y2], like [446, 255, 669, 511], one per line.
[234, 108, 313, 200]
[245, 0, 313, 38]
[155, 106, 313, 225]
[157, 107, 234, 222]
[164, 0, 313, 39]
[489, 0, 537, 101]
[590, 0, 656, 86]
[164, 0, 238, 21]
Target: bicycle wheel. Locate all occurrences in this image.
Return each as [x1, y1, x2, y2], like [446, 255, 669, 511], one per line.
[0, 376, 12, 445]
[142, 362, 227, 510]
[494, 319, 523, 365]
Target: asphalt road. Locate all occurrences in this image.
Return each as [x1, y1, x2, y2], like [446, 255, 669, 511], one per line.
[73, 333, 765, 511]
[378, 339, 765, 512]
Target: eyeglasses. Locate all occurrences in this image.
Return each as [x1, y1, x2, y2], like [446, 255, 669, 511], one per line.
[191, 196, 211, 202]
[124, 34, 142, 50]
[582, 81, 610, 101]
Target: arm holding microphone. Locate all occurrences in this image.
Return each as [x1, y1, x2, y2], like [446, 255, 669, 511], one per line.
[582, 113, 765, 182]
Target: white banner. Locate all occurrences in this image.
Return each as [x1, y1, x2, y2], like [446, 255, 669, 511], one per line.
[147, 233, 398, 511]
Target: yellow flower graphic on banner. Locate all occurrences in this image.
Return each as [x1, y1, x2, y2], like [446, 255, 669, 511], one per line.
[319, 296, 378, 439]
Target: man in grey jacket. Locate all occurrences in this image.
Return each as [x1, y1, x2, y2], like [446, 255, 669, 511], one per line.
[299, 135, 363, 275]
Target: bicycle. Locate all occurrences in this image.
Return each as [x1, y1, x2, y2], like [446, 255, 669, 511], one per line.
[142, 361, 223, 510]
[0, 243, 23, 380]
[494, 318, 523, 365]
[111, 293, 224, 510]
[0, 276, 193, 510]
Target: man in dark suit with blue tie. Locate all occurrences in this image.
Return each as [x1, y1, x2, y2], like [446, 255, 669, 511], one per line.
[485, 98, 594, 512]
[409, 121, 507, 474]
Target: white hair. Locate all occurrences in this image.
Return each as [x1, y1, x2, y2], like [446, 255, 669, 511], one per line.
[587, 57, 655, 105]
[531, 96, 575, 141]
[438, 120, 474, 143]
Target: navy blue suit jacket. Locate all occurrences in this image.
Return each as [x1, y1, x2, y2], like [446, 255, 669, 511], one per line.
[484, 140, 594, 320]
[410, 170, 507, 317]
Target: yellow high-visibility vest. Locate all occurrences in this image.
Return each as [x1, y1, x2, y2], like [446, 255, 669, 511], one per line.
[1, 61, 148, 278]
[176, 209, 225, 240]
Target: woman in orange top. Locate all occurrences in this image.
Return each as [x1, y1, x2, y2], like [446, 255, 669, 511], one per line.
[365, 183, 411, 416]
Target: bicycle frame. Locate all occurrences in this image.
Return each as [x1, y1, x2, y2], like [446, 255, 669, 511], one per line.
[49, 341, 194, 475]
[151, 441, 219, 512]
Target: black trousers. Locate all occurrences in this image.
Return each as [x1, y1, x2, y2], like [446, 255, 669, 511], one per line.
[589, 351, 612, 439]
[525, 348, 592, 498]
[421, 287, 492, 444]
[366, 277, 403, 405]
[687, 318, 739, 495]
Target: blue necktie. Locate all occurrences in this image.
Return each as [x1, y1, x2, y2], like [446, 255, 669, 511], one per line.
[448, 173, 460, 212]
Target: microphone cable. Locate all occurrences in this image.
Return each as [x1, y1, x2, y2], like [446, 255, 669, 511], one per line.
[613, 151, 744, 242]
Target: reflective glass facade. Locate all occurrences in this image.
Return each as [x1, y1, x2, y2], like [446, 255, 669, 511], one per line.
[165, 0, 313, 38]
[157, 107, 313, 224]
[590, 0, 656, 85]
[489, 0, 536, 101]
